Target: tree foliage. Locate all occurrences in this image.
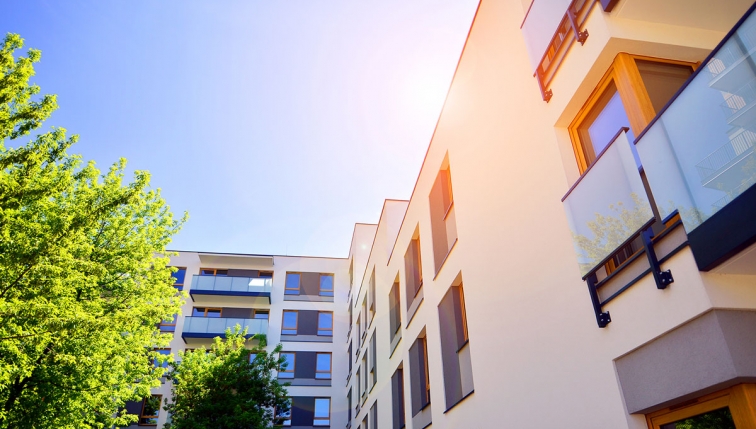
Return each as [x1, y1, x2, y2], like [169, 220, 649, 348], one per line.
[0, 33, 185, 428]
[164, 329, 290, 429]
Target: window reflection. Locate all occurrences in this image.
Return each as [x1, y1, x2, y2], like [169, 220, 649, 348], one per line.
[659, 407, 735, 429]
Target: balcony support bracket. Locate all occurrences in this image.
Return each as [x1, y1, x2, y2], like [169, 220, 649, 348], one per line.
[587, 274, 611, 328]
[641, 228, 674, 290]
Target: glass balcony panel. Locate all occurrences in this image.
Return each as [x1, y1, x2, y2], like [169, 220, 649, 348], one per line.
[182, 317, 268, 336]
[563, 131, 654, 277]
[190, 275, 272, 294]
[637, 10, 756, 232]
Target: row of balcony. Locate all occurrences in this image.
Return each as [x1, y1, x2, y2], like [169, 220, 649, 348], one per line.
[562, 6, 756, 326]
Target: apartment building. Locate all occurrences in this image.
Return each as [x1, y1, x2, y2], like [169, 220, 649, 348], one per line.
[131, 0, 756, 428]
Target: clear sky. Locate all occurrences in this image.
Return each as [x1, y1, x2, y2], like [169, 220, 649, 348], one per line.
[1, 0, 479, 258]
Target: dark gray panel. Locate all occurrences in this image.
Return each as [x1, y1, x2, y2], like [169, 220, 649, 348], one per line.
[221, 307, 253, 318]
[390, 283, 400, 338]
[298, 310, 319, 336]
[392, 369, 405, 429]
[438, 287, 463, 409]
[295, 351, 317, 379]
[125, 400, 143, 416]
[291, 396, 315, 427]
[616, 309, 756, 413]
[429, 170, 449, 273]
[227, 269, 258, 277]
[371, 333, 377, 383]
[301, 272, 321, 296]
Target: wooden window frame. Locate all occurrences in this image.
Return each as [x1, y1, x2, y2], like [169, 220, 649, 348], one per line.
[200, 268, 228, 276]
[568, 53, 698, 173]
[422, 337, 431, 405]
[282, 310, 298, 335]
[318, 311, 334, 336]
[362, 354, 369, 398]
[319, 273, 335, 297]
[159, 314, 177, 332]
[646, 384, 756, 428]
[192, 307, 222, 318]
[285, 272, 301, 295]
[171, 266, 186, 290]
[253, 309, 269, 319]
[313, 397, 331, 426]
[259, 270, 273, 278]
[278, 352, 295, 378]
[316, 352, 332, 379]
[139, 395, 162, 426]
[459, 284, 469, 344]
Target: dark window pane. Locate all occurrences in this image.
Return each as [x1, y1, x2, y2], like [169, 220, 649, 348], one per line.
[200, 269, 214, 276]
[215, 270, 228, 276]
[172, 268, 186, 285]
[659, 407, 734, 429]
[577, 81, 635, 163]
[636, 60, 694, 114]
[192, 308, 205, 317]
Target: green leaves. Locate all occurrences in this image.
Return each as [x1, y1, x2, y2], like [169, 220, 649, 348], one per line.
[164, 329, 290, 429]
[0, 33, 186, 428]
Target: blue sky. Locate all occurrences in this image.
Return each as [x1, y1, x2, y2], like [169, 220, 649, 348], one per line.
[1, 0, 479, 257]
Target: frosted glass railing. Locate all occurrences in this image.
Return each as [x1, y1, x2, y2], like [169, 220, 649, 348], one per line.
[636, 10, 756, 232]
[182, 317, 268, 336]
[563, 130, 654, 277]
[190, 275, 272, 294]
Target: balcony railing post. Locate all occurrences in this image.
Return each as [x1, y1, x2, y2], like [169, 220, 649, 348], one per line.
[567, 5, 589, 45]
[641, 228, 674, 290]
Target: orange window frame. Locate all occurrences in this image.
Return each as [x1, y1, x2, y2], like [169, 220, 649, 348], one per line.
[200, 268, 228, 276]
[279, 352, 295, 378]
[318, 311, 333, 336]
[285, 272, 301, 295]
[282, 310, 298, 335]
[646, 384, 756, 429]
[568, 53, 698, 174]
[315, 353, 332, 379]
[139, 395, 162, 426]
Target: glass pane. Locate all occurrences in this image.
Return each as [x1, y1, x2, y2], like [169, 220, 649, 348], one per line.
[314, 398, 330, 418]
[282, 329, 296, 335]
[281, 353, 295, 371]
[259, 271, 273, 278]
[286, 273, 300, 289]
[283, 312, 297, 329]
[316, 354, 331, 371]
[142, 396, 161, 416]
[206, 309, 221, 318]
[637, 60, 694, 114]
[318, 312, 333, 329]
[320, 275, 334, 291]
[215, 270, 228, 276]
[659, 407, 734, 429]
[254, 310, 269, 320]
[192, 308, 205, 317]
[577, 81, 636, 163]
[172, 268, 186, 285]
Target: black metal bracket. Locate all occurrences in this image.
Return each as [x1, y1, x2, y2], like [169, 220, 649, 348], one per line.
[535, 68, 553, 102]
[641, 228, 674, 289]
[587, 274, 611, 328]
[567, 8, 589, 45]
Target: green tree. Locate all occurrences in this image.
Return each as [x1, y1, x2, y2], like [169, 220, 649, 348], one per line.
[164, 329, 290, 429]
[0, 33, 185, 428]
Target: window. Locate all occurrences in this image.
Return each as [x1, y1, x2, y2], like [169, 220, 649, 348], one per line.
[569, 53, 695, 173]
[368, 269, 376, 322]
[438, 283, 473, 409]
[285, 272, 301, 295]
[318, 311, 333, 336]
[279, 352, 295, 379]
[349, 259, 354, 286]
[153, 349, 171, 368]
[200, 268, 228, 276]
[362, 354, 368, 398]
[370, 402, 378, 429]
[259, 271, 273, 278]
[362, 416, 368, 429]
[429, 164, 458, 273]
[645, 385, 756, 428]
[282, 311, 298, 335]
[171, 267, 186, 291]
[370, 333, 377, 389]
[348, 342, 353, 373]
[253, 309, 269, 320]
[356, 313, 362, 344]
[361, 298, 368, 339]
[139, 395, 161, 425]
[275, 402, 292, 427]
[192, 307, 221, 318]
[316, 353, 332, 379]
[159, 314, 177, 332]
[392, 368, 406, 429]
[313, 398, 331, 426]
[319, 274, 334, 297]
[389, 281, 401, 340]
[348, 391, 353, 423]
[404, 236, 423, 307]
[409, 336, 430, 416]
[356, 367, 362, 401]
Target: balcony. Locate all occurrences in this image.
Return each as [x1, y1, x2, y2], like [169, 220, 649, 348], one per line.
[181, 316, 268, 345]
[189, 275, 272, 305]
[636, 5, 756, 273]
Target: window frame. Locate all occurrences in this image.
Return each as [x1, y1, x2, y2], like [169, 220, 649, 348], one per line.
[316, 352, 332, 379]
[200, 268, 228, 276]
[645, 384, 756, 428]
[170, 267, 186, 291]
[158, 314, 177, 332]
[275, 401, 292, 427]
[285, 272, 301, 295]
[152, 348, 171, 369]
[278, 352, 296, 379]
[319, 273, 335, 297]
[317, 311, 333, 336]
[568, 53, 698, 174]
[192, 307, 222, 318]
[313, 397, 331, 426]
[253, 309, 270, 319]
[282, 310, 298, 335]
[139, 395, 162, 426]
